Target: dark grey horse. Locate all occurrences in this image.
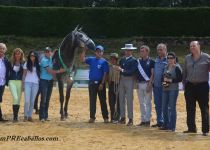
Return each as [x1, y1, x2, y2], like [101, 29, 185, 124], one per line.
[53, 26, 95, 120]
[59, 26, 95, 73]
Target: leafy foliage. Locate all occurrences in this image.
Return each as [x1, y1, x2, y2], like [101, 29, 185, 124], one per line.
[0, 7, 210, 38]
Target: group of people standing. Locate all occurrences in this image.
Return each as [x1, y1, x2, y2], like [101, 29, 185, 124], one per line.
[0, 41, 209, 136]
[0, 43, 67, 123]
[81, 41, 209, 136]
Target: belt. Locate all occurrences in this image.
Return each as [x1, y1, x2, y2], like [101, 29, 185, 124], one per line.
[188, 81, 208, 85]
[139, 81, 149, 83]
[89, 80, 101, 84]
[121, 75, 132, 77]
[40, 79, 53, 82]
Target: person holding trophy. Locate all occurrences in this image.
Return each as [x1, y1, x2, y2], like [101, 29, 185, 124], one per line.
[160, 52, 182, 131]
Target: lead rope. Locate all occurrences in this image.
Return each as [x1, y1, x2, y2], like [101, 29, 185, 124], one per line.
[113, 66, 120, 120]
[58, 48, 71, 76]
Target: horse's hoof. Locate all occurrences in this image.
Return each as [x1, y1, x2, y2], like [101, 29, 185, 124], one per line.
[64, 114, 68, 119]
[60, 118, 65, 121]
[60, 116, 65, 121]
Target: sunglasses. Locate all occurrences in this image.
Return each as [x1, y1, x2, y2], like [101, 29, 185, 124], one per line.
[15, 53, 21, 55]
[167, 56, 175, 59]
[30, 54, 35, 57]
[45, 51, 50, 53]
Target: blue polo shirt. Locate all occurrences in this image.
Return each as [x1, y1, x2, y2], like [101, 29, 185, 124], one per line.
[153, 57, 168, 87]
[85, 57, 109, 81]
[137, 58, 155, 82]
[40, 56, 53, 80]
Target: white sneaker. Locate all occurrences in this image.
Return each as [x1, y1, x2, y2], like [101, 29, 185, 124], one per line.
[112, 120, 118, 124]
[41, 119, 45, 122]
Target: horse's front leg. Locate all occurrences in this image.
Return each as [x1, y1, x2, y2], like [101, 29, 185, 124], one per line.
[57, 76, 65, 120]
[64, 77, 74, 118]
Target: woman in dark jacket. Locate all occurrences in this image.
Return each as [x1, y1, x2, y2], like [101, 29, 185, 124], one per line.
[9, 48, 25, 122]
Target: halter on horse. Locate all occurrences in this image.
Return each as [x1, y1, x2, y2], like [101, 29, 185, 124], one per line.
[54, 26, 95, 120]
[58, 25, 95, 75]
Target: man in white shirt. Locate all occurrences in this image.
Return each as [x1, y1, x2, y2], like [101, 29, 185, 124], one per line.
[0, 43, 10, 122]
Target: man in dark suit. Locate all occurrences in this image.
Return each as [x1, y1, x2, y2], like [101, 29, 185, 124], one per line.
[115, 44, 137, 126]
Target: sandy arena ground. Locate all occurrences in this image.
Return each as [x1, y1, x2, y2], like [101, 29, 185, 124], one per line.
[0, 88, 209, 150]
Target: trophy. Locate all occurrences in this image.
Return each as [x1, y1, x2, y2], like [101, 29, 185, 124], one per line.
[162, 70, 171, 87]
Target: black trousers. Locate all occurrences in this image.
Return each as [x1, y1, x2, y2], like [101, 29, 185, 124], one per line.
[0, 85, 5, 103]
[0, 85, 5, 118]
[108, 82, 120, 120]
[88, 81, 108, 120]
[184, 82, 209, 133]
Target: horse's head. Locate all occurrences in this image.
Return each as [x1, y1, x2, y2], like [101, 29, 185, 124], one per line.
[59, 26, 95, 74]
[72, 26, 95, 51]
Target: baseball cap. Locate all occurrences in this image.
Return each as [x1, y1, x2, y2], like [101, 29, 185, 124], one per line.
[44, 47, 52, 51]
[95, 45, 104, 51]
[110, 53, 119, 59]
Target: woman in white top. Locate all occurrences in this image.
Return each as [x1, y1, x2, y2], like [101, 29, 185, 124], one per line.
[22, 51, 40, 122]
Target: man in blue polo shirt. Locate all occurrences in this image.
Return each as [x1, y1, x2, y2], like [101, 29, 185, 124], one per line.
[80, 45, 109, 123]
[136, 45, 154, 127]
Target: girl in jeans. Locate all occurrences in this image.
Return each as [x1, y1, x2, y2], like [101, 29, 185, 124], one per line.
[22, 51, 40, 122]
[9, 48, 25, 122]
[160, 52, 182, 131]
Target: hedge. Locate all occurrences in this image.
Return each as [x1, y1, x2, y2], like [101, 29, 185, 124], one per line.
[0, 6, 210, 38]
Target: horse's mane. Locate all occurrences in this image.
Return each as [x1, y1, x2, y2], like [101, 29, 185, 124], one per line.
[58, 27, 94, 74]
[59, 31, 77, 71]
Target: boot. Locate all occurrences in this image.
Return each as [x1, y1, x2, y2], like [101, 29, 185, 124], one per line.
[13, 105, 20, 122]
[13, 105, 17, 122]
[35, 109, 39, 115]
[16, 105, 20, 120]
[0, 107, 8, 122]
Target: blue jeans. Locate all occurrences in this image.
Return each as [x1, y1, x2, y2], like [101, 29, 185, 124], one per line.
[39, 79, 53, 120]
[153, 86, 163, 124]
[162, 90, 179, 131]
[24, 82, 39, 117]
